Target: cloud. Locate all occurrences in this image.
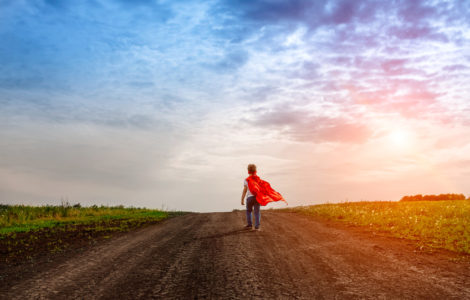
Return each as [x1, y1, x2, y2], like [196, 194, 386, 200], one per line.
[286, 116, 372, 144]
[387, 25, 448, 41]
[213, 0, 451, 41]
[0, 91, 167, 131]
[0, 0, 175, 92]
[221, 0, 318, 23]
[2, 0, 470, 210]
[0, 76, 47, 90]
[216, 0, 383, 29]
[207, 49, 250, 72]
[245, 104, 372, 144]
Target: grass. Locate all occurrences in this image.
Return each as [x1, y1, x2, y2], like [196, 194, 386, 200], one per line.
[0, 203, 184, 264]
[0, 204, 172, 234]
[283, 200, 470, 255]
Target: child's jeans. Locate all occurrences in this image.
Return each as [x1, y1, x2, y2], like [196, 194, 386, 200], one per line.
[246, 196, 260, 228]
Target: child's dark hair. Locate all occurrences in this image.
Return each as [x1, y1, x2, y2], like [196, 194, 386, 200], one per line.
[247, 164, 257, 174]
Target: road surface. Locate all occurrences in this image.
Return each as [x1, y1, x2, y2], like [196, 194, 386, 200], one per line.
[3, 211, 469, 299]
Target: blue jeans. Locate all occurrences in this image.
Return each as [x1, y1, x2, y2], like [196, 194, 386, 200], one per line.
[246, 196, 260, 228]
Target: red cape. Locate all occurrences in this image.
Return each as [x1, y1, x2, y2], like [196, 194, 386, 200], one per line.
[246, 173, 287, 206]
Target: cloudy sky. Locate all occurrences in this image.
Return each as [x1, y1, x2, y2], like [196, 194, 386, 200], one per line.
[1, 0, 470, 212]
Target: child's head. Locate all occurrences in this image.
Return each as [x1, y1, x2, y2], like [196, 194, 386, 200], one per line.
[247, 164, 257, 174]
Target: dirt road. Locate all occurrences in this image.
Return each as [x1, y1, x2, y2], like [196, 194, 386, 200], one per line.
[3, 211, 469, 299]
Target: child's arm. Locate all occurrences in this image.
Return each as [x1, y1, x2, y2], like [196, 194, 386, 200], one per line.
[241, 186, 247, 205]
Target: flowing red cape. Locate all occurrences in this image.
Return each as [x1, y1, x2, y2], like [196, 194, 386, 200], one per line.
[246, 173, 287, 206]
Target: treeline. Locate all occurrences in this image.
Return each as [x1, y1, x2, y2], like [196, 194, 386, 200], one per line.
[400, 193, 467, 202]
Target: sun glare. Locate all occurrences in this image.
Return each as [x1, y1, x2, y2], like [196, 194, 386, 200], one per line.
[388, 129, 410, 148]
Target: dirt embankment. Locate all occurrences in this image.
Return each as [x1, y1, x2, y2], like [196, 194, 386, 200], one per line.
[1, 211, 469, 299]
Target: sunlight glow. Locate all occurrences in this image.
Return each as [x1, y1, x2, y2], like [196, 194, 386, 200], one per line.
[388, 129, 411, 148]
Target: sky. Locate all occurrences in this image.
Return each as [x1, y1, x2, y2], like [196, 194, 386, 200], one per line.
[1, 0, 470, 212]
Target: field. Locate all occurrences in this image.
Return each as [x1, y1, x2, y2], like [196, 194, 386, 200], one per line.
[0, 204, 176, 264]
[4, 211, 470, 299]
[283, 200, 470, 254]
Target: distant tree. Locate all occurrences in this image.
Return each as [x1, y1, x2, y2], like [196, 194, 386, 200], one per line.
[400, 193, 467, 202]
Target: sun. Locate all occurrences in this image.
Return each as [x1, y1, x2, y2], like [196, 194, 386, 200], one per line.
[388, 129, 410, 148]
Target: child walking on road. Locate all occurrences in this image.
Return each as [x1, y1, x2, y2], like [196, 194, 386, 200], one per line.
[241, 164, 286, 230]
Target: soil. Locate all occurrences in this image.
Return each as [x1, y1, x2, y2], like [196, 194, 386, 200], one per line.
[1, 211, 469, 299]
[0, 218, 164, 266]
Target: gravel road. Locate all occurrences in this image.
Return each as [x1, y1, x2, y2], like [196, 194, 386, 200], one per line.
[3, 211, 469, 299]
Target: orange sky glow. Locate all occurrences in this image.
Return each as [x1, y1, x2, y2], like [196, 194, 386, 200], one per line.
[1, 1, 470, 211]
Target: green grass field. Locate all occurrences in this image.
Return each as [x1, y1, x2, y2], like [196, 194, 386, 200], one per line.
[0, 204, 172, 234]
[283, 200, 470, 255]
[0, 203, 182, 264]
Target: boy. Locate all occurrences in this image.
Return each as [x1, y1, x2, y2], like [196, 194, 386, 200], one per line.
[241, 164, 261, 230]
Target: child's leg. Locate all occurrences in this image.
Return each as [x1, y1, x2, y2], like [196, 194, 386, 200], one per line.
[246, 197, 254, 226]
[253, 201, 261, 228]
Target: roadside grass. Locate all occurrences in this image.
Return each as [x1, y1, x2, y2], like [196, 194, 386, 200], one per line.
[0, 204, 185, 264]
[282, 200, 470, 255]
[0, 204, 175, 234]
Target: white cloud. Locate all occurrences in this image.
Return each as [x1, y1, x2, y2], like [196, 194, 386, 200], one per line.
[1, 0, 470, 210]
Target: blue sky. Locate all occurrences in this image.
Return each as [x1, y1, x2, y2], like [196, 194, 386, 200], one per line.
[1, 0, 470, 211]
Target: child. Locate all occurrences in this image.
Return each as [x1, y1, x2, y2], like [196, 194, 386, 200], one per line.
[241, 164, 260, 230]
[241, 164, 286, 230]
